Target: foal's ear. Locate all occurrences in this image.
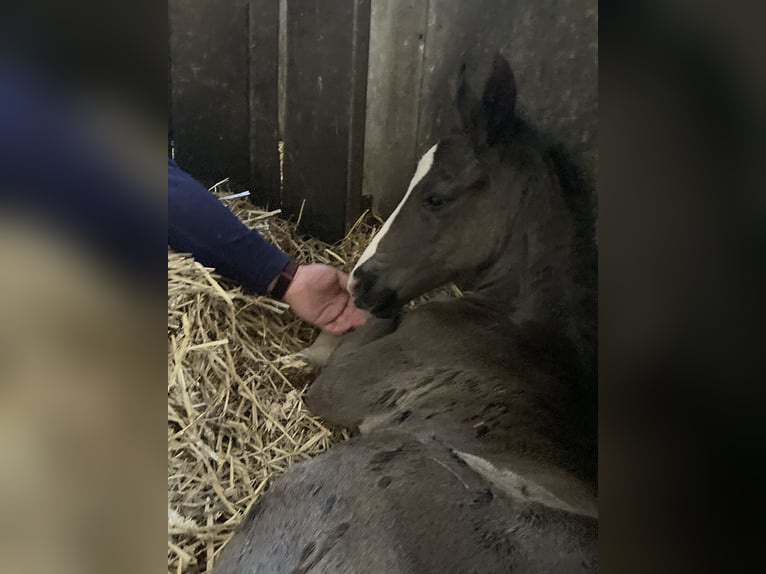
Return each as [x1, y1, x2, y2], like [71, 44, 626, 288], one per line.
[456, 54, 517, 148]
[479, 54, 517, 146]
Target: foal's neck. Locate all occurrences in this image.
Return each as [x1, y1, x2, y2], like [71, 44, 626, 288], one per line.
[461, 146, 597, 388]
[468, 163, 575, 324]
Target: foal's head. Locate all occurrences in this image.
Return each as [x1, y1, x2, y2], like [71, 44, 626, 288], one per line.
[350, 54, 560, 316]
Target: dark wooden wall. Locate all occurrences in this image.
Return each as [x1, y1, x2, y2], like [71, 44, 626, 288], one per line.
[169, 0, 370, 242]
[169, 0, 597, 239]
[169, 0, 253, 190]
[364, 0, 598, 216]
[282, 0, 370, 241]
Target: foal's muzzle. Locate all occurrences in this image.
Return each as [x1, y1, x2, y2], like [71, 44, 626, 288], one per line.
[349, 264, 399, 316]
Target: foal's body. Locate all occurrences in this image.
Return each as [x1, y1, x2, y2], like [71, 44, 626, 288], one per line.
[215, 303, 597, 573]
[214, 55, 597, 573]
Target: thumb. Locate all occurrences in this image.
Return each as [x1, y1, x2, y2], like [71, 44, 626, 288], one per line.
[336, 270, 350, 288]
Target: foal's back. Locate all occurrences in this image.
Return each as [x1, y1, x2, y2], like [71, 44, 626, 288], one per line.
[214, 298, 598, 574]
[214, 428, 597, 574]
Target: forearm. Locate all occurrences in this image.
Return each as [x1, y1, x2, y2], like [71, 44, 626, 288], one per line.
[168, 159, 289, 295]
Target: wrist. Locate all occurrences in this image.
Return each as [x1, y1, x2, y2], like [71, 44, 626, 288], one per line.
[267, 260, 299, 301]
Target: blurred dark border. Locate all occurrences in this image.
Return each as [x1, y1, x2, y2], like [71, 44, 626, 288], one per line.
[601, 1, 765, 571]
[1, 0, 165, 119]
[1, 2, 167, 573]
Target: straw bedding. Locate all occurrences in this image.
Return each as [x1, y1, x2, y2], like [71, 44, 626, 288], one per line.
[167, 185, 379, 574]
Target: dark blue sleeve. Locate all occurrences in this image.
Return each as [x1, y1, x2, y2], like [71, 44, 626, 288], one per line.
[0, 61, 163, 286]
[168, 159, 290, 295]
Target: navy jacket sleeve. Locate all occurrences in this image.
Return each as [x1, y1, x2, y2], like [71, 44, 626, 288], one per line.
[168, 159, 290, 295]
[0, 61, 163, 285]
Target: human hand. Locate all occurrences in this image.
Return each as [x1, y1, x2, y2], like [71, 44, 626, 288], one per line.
[283, 264, 369, 334]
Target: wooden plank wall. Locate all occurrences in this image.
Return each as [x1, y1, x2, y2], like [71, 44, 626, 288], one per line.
[282, 0, 371, 242]
[169, 0, 369, 241]
[363, 0, 598, 216]
[169, 0, 280, 207]
[363, 0, 429, 217]
[248, 0, 281, 209]
[168, 0, 252, 187]
[170, 0, 594, 238]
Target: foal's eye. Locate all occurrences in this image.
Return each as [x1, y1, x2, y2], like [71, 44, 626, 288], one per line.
[423, 194, 446, 209]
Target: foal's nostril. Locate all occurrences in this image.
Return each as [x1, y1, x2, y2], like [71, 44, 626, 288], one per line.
[352, 266, 378, 293]
[350, 266, 399, 315]
[353, 266, 371, 281]
[349, 266, 387, 312]
[348, 267, 368, 297]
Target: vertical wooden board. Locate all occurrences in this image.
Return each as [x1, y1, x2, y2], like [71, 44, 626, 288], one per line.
[416, 0, 598, 192]
[345, 0, 372, 229]
[168, 36, 174, 157]
[283, 0, 371, 242]
[362, 0, 429, 217]
[249, 0, 281, 209]
[413, 0, 480, 158]
[278, 0, 287, 138]
[168, 0, 250, 187]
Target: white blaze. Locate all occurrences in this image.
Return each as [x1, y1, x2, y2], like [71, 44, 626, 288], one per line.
[349, 143, 439, 291]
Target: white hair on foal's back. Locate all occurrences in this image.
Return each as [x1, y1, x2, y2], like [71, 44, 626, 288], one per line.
[349, 143, 439, 292]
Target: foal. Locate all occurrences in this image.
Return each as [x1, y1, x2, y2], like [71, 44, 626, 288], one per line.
[214, 54, 597, 574]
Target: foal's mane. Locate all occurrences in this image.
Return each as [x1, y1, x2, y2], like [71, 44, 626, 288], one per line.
[499, 116, 598, 387]
[546, 141, 598, 387]
[504, 116, 597, 286]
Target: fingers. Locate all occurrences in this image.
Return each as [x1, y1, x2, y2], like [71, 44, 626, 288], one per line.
[321, 295, 369, 335]
[336, 270, 350, 287]
[322, 322, 348, 336]
[321, 310, 352, 335]
[288, 265, 368, 334]
[346, 306, 369, 329]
